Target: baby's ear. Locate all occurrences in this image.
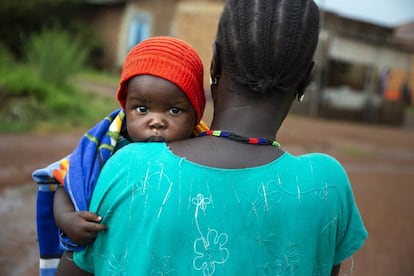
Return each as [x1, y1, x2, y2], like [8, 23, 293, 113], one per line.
[296, 61, 315, 96]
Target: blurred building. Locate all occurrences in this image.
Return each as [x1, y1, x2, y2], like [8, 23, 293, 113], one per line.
[77, 0, 413, 125]
[296, 9, 414, 125]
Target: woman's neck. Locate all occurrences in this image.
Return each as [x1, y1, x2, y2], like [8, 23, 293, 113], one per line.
[208, 68, 295, 140]
[210, 111, 279, 140]
[210, 92, 288, 141]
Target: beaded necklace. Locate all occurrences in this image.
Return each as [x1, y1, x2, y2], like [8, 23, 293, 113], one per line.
[199, 130, 281, 148]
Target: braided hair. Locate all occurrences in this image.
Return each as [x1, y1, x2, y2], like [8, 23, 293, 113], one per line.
[216, 0, 319, 94]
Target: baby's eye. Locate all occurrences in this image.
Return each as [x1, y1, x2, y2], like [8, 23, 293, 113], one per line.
[169, 107, 182, 115]
[135, 106, 148, 113]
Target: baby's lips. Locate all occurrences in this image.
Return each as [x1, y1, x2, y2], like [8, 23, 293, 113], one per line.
[146, 136, 166, 142]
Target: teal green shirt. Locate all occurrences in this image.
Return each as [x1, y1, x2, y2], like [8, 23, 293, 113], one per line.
[74, 143, 367, 275]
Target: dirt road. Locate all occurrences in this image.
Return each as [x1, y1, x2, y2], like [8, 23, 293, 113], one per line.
[0, 130, 85, 276]
[1, 113, 413, 275]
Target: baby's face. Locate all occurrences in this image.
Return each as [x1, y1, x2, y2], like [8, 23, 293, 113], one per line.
[124, 75, 196, 142]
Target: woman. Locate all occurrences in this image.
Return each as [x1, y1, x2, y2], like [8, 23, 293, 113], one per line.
[58, 0, 367, 275]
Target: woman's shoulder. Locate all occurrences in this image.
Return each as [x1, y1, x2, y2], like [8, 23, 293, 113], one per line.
[110, 142, 170, 163]
[293, 152, 344, 168]
[286, 151, 349, 181]
[117, 141, 167, 152]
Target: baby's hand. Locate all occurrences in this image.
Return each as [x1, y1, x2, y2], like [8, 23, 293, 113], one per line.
[60, 211, 107, 245]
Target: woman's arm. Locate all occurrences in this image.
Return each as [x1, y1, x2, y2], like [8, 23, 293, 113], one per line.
[331, 264, 341, 276]
[56, 251, 93, 276]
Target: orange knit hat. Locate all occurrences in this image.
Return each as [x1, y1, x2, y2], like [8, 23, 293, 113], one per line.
[116, 36, 205, 123]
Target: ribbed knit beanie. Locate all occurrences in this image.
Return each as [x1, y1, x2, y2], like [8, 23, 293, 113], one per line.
[116, 36, 205, 123]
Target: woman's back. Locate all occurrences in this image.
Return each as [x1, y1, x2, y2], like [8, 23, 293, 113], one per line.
[74, 142, 366, 275]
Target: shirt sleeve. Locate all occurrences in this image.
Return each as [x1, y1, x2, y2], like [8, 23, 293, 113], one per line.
[72, 143, 154, 272]
[332, 160, 368, 264]
[72, 145, 131, 273]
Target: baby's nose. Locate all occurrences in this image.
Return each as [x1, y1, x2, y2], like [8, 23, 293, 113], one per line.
[149, 114, 166, 129]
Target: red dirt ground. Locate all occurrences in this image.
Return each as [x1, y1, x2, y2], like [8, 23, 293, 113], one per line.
[1, 112, 413, 275]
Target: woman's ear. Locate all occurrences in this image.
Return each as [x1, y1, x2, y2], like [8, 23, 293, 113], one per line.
[296, 61, 315, 99]
[210, 41, 221, 85]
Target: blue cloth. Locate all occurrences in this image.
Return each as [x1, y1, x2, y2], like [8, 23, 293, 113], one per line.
[64, 109, 124, 213]
[74, 143, 368, 275]
[32, 109, 125, 275]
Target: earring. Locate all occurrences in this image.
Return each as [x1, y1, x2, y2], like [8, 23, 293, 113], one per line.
[296, 93, 304, 103]
[210, 75, 220, 85]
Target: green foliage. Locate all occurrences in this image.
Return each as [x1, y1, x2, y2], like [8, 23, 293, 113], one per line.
[25, 28, 89, 86]
[70, 21, 105, 69]
[0, 65, 50, 100]
[0, 4, 116, 133]
[0, 47, 118, 133]
[0, 43, 16, 67]
[0, 65, 60, 131]
[0, 0, 82, 58]
[72, 70, 120, 87]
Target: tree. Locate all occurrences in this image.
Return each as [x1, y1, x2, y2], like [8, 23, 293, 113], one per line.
[0, 0, 81, 58]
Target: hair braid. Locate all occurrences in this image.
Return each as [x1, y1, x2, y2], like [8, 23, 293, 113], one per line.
[237, 1, 254, 83]
[258, 0, 275, 79]
[219, 5, 238, 84]
[216, 0, 319, 94]
[277, 0, 304, 86]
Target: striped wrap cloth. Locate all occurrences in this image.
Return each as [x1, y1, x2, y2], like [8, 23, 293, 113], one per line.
[32, 108, 124, 276]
